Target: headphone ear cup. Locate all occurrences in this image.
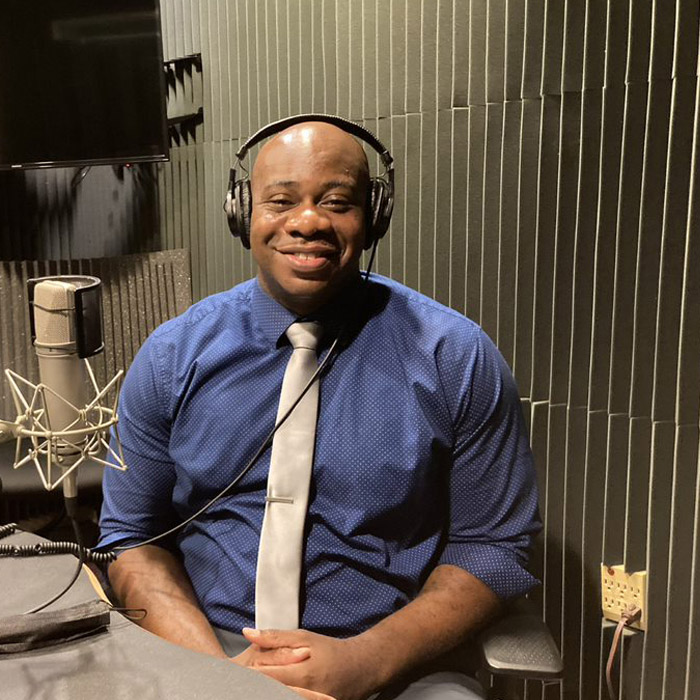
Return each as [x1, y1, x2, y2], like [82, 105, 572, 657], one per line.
[224, 171, 239, 237]
[363, 181, 376, 250]
[378, 180, 394, 236]
[366, 178, 391, 248]
[235, 180, 253, 249]
[364, 179, 380, 250]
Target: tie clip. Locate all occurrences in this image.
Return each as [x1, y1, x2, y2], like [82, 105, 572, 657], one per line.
[266, 496, 294, 504]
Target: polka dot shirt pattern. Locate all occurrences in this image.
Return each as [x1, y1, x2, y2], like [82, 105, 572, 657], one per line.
[99, 274, 541, 637]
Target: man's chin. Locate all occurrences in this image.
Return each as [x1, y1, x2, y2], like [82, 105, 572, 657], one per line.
[261, 273, 358, 315]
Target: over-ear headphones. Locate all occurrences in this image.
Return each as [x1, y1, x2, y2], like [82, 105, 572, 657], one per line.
[223, 113, 394, 250]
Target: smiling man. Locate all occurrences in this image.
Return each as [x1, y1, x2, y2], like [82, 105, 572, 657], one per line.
[100, 119, 540, 700]
[249, 122, 370, 315]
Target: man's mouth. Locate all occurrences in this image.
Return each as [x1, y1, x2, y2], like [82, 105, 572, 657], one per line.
[277, 246, 340, 272]
[277, 248, 339, 271]
[291, 251, 328, 260]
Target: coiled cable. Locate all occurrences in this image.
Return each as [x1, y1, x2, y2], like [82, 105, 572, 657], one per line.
[0, 538, 116, 564]
[0, 522, 18, 539]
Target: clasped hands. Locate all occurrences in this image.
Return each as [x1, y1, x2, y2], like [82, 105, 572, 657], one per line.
[231, 627, 378, 700]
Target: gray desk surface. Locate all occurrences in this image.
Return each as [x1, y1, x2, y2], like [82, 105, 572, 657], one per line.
[0, 531, 299, 700]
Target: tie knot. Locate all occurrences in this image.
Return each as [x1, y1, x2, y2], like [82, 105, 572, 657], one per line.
[286, 321, 323, 351]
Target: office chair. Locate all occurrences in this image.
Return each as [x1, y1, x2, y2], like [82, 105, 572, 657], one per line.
[476, 597, 563, 698]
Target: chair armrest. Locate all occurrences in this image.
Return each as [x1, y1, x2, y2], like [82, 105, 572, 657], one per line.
[476, 599, 563, 680]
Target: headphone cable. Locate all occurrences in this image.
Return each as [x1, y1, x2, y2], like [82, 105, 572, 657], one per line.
[111, 240, 380, 553]
[0, 251, 380, 574]
[112, 250, 379, 552]
[112, 330, 342, 553]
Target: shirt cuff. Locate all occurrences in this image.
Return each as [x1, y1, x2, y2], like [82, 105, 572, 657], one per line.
[95, 531, 177, 557]
[438, 542, 540, 599]
[94, 533, 146, 554]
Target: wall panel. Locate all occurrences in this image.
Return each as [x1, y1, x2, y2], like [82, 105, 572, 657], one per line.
[496, 100, 520, 367]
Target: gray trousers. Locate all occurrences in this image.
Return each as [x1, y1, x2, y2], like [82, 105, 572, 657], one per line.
[213, 627, 485, 700]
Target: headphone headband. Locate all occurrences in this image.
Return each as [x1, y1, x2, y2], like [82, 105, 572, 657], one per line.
[235, 113, 394, 172]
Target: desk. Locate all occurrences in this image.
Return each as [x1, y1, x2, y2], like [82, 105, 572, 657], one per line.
[0, 531, 299, 699]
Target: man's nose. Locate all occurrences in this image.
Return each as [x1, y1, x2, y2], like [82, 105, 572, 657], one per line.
[284, 203, 332, 236]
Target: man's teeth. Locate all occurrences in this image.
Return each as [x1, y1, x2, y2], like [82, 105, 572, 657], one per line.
[294, 252, 322, 260]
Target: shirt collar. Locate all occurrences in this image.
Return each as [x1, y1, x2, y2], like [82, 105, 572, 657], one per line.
[250, 274, 367, 348]
[251, 279, 298, 346]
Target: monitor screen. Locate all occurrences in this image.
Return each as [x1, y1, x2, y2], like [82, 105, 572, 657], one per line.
[0, 0, 169, 170]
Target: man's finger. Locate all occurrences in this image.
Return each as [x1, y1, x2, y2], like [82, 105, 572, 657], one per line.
[288, 686, 336, 700]
[252, 646, 311, 666]
[255, 663, 306, 687]
[242, 627, 309, 648]
[230, 643, 310, 668]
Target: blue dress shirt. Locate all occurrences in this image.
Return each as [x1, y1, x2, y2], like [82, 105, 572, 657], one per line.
[99, 274, 541, 637]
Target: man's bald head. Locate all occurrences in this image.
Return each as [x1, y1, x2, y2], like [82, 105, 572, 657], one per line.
[251, 121, 370, 195]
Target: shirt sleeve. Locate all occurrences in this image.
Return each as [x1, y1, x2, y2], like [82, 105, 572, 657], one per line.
[437, 329, 541, 599]
[98, 333, 179, 551]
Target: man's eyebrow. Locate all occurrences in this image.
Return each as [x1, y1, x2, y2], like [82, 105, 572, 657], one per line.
[262, 180, 297, 189]
[321, 179, 356, 190]
[260, 179, 357, 191]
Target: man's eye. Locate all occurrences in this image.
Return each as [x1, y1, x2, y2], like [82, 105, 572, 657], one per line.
[268, 198, 294, 208]
[323, 198, 352, 210]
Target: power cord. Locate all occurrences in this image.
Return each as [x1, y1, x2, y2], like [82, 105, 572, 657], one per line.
[605, 604, 642, 700]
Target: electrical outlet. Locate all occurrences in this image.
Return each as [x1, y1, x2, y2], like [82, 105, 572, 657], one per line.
[601, 564, 647, 631]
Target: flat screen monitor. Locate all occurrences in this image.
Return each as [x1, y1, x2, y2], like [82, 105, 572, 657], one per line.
[0, 0, 169, 170]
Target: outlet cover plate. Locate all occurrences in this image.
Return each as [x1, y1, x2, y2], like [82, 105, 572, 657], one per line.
[601, 564, 647, 631]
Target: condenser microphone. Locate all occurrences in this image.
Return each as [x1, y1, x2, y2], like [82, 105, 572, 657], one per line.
[1, 276, 125, 501]
[30, 277, 103, 510]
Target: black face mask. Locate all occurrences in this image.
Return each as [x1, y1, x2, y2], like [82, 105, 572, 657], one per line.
[0, 599, 110, 653]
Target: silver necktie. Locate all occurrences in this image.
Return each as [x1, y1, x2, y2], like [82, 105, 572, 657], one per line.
[255, 321, 323, 630]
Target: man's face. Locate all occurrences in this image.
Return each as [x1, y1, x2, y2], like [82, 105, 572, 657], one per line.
[249, 122, 369, 316]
